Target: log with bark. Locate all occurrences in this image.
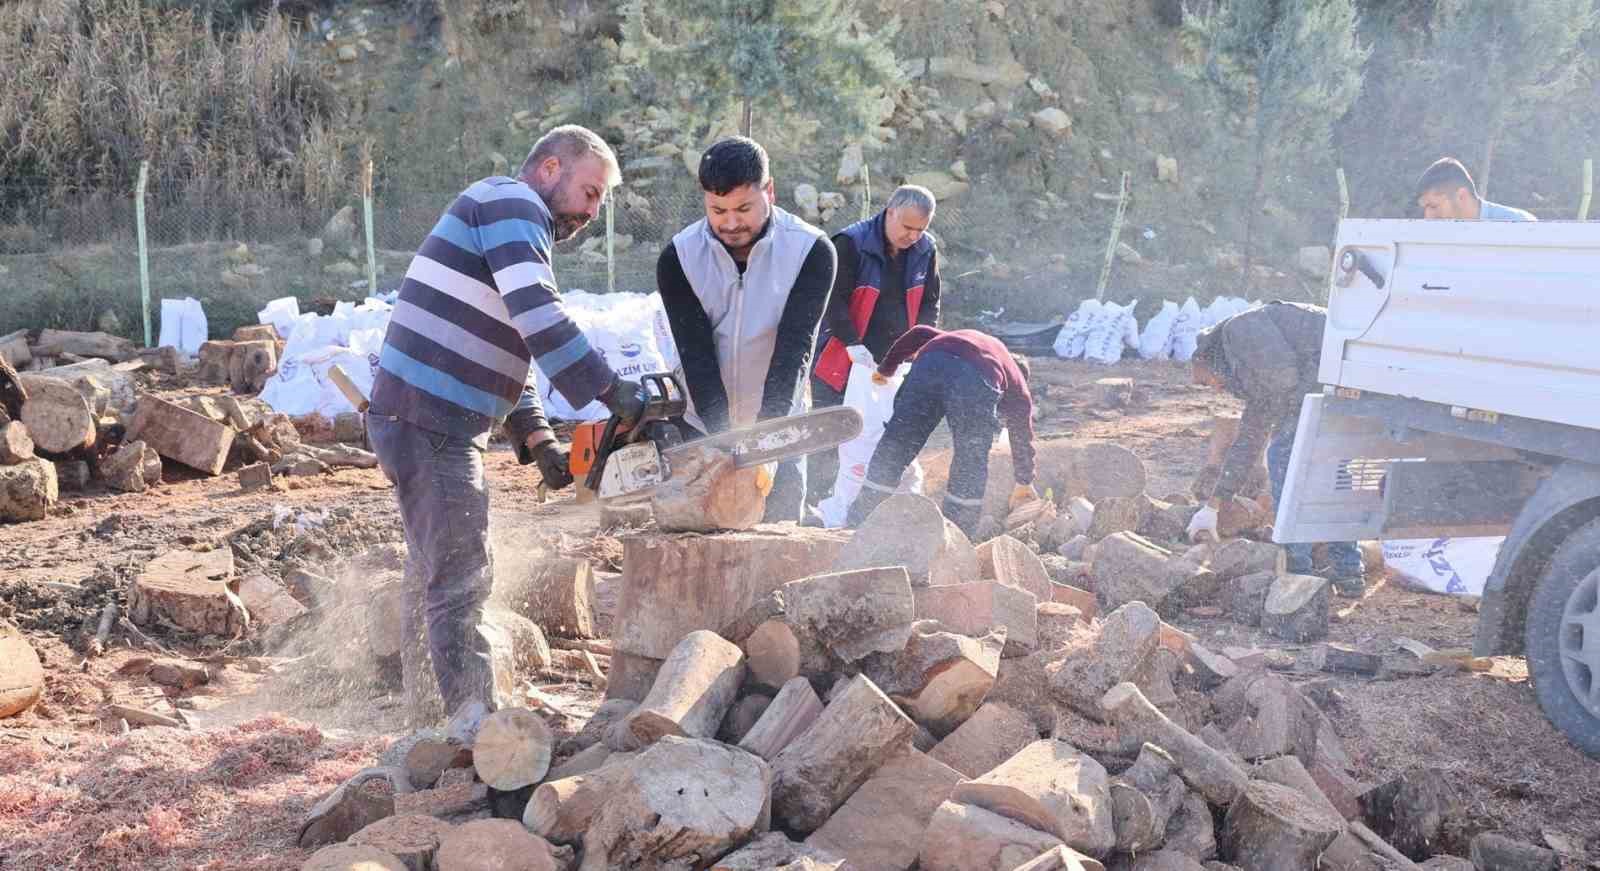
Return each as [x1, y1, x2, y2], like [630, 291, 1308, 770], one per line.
[805, 748, 965, 871]
[128, 548, 246, 637]
[1359, 767, 1461, 859]
[524, 753, 636, 845]
[1091, 532, 1213, 614]
[228, 339, 279, 394]
[1048, 601, 1161, 720]
[496, 557, 597, 639]
[1468, 832, 1559, 871]
[950, 739, 1116, 858]
[1218, 780, 1343, 871]
[31, 329, 136, 362]
[1164, 791, 1218, 860]
[738, 675, 824, 761]
[298, 767, 408, 848]
[770, 674, 917, 833]
[650, 444, 770, 532]
[0, 330, 29, 370]
[744, 566, 916, 687]
[47, 358, 137, 415]
[472, 707, 553, 791]
[17, 375, 94, 455]
[1101, 682, 1248, 806]
[617, 629, 745, 750]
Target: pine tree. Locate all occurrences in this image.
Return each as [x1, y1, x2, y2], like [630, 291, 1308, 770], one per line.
[622, 0, 902, 140]
[1188, 0, 1370, 277]
[1427, 0, 1599, 197]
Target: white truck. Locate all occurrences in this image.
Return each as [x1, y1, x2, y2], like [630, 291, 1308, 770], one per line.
[1275, 218, 1600, 756]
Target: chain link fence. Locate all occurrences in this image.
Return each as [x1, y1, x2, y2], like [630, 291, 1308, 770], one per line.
[0, 170, 1015, 343]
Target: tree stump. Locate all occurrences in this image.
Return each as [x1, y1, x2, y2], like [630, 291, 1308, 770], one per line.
[128, 548, 246, 637]
[300, 843, 408, 871]
[1261, 574, 1330, 642]
[0, 457, 57, 522]
[1219, 780, 1343, 871]
[472, 707, 552, 791]
[770, 674, 917, 833]
[0, 626, 45, 718]
[738, 676, 824, 761]
[951, 739, 1116, 857]
[651, 444, 769, 532]
[436, 818, 560, 871]
[18, 376, 94, 455]
[0, 421, 33, 465]
[347, 814, 454, 871]
[618, 629, 745, 750]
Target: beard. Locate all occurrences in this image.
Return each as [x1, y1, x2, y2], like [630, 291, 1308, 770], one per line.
[534, 170, 592, 242]
[551, 212, 588, 242]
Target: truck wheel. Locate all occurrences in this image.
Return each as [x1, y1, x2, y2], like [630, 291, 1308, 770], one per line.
[1526, 516, 1600, 757]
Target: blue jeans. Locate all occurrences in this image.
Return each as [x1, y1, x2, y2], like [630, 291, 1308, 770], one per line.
[1267, 417, 1362, 577]
[849, 351, 1001, 538]
[368, 413, 497, 721]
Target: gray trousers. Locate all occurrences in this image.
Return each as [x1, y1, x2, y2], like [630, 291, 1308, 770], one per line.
[368, 413, 497, 721]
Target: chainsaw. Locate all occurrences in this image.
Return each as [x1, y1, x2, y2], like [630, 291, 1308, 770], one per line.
[569, 372, 864, 502]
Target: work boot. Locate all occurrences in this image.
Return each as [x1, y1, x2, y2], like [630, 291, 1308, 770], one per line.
[1325, 571, 1366, 598]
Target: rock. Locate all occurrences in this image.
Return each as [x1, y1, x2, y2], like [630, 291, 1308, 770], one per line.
[129, 548, 247, 637]
[918, 800, 1066, 871]
[0, 626, 45, 718]
[837, 144, 865, 186]
[904, 171, 970, 202]
[437, 818, 560, 871]
[794, 183, 822, 219]
[950, 159, 969, 181]
[806, 749, 963, 870]
[1297, 246, 1332, 278]
[1032, 108, 1073, 136]
[1157, 155, 1179, 184]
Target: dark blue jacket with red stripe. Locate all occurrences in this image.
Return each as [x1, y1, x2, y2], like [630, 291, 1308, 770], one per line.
[813, 210, 939, 391]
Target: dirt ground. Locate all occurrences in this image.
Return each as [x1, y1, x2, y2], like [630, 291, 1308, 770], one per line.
[3, 357, 1599, 870]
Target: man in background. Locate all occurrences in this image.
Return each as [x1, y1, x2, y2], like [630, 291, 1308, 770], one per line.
[656, 136, 837, 522]
[1415, 157, 1536, 221]
[807, 184, 942, 504]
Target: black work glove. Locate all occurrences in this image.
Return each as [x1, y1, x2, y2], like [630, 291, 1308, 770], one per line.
[534, 441, 573, 489]
[603, 377, 649, 426]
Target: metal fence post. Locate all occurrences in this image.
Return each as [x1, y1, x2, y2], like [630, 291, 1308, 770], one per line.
[606, 189, 616, 294]
[135, 161, 152, 347]
[1336, 167, 1350, 222]
[1580, 158, 1593, 221]
[362, 159, 378, 297]
[1094, 171, 1131, 302]
[860, 162, 872, 222]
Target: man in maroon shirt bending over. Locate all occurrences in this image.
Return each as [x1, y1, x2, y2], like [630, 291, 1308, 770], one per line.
[845, 325, 1038, 537]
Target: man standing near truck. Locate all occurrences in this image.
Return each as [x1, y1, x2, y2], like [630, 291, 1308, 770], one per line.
[1414, 157, 1537, 221]
[806, 185, 943, 504]
[1186, 302, 1365, 595]
[656, 136, 838, 522]
[368, 124, 648, 736]
[844, 326, 1037, 538]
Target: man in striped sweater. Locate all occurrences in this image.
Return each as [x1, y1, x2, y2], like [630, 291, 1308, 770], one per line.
[368, 125, 647, 733]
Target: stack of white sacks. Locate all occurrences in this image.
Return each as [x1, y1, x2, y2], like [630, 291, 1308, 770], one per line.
[1052, 296, 1260, 364]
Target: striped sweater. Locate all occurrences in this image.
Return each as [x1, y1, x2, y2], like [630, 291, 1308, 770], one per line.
[370, 177, 614, 443]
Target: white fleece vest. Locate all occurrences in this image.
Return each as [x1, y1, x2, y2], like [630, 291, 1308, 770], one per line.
[671, 206, 825, 430]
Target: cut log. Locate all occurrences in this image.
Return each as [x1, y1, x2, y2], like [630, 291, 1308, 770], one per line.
[742, 619, 802, 691]
[140, 443, 162, 485]
[918, 800, 1067, 871]
[496, 557, 597, 640]
[1359, 768, 1461, 859]
[471, 707, 552, 790]
[1469, 832, 1559, 871]
[1222, 571, 1277, 626]
[1138, 496, 1197, 543]
[1261, 574, 1330, 642]
[99, 440, 148, 493]
[1254, 755, 1343, 823]
[347, 814, 455, 871]
[1110, 743, 1187, 853]
[806, 748, 964, 870]
[778, 566, 917, 670]
[229, 339, 278, 394]
[1101, 682, 1248, 806]
[301, 844, 408, 871]
[1087, 495, 1144, 541]
[18, 375, 94, 455]
[1183, 640, 1240, 688]
[858, 618, 1004, 735]
[1010, 845, 1107, 871]
[615, 525, 849, 660]
[1047, 601, 1161, 720]
[1209, 540, 1285, 583]
[1218, 780, 1343, 871]
[1006, 497, 1057, 532]
[833, 492, 980, 586]
[929, 701, 1039, 778]
[299, 767, 406, 848]
[1311, 643, 1382, 676]
[0, 421, 33, 465]
[1219, 673, 1321, 763]
[951, 739, 1115, 857]
[1051, 582, 1098, 621]
[718, 693, 771, 744]
[651, 444, 769, 531]
[238, 461, 274, 492]
[547, 742, 612, 781]
[1309, 756, 1364, 821]
[32, 329, 135, 361]
[0, 626, 45, 718]
[914, 581, 1038, 657]
[483, 608, 553, 701]
[977, 534, 1053, 602]
[129, 548, 246, 637]
[127, 394, 236, 475]
[0, 457, 56, 522]
[579, 736, 771, 871]
[739, 675, 824, 761]
[48, 358, 137, 415]
[1164, 792, 1218, 860]
[197, 341, 237, 384]
[437, 818, 560, 871]
[770, 674, 917, 833]
[384, 730, 468, 790]
[0, 330, 29, 369]
[714, 832, 845, 870]
[1091, 532, 1212, 614]
[1065, 441, 1148, 503]
[618, 629, 745, 750]
[1038, 603, 1086, 650]
[524, 754, 636, 845]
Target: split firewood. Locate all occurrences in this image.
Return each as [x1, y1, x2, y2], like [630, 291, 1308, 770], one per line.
[747, 567, 916, 685]
[496, 557, 597, 640]
[1312, 643, 1382, 676]
[1102, 682, 1248, 806]
[1313, 831, 1384, 871]
[18, 375, 94, 455]
[1048, 601, 1161, 720]
[228, 339, 278, 394]
[714, 831, 846, 870]
[578, 736, 770, 871]
[804, 748, 965, 871]
[928, 701, 1040, 778]
[915, 581, 1038, 657]
[346, 813, 454, 871]
[1219, 780, 1343, 871]
[859, 619, 1005, 736]
[1163, 792, 1218, 860]
[471, 707, 552, 791]
[0, 421, 33, 465]
[523, 753, 636, 845]
[770, 674, 917, 833]
[437, 818, 565, 871]
[951, 739, 1116, 858]
[1254, 755, 1345, 823]
[0, 330, 30, 371]
[1110, 743, 1188, 853]
[98, 440, 150, 493]
[301, 843, 408, 871]
[401, 735, 471, 791]
[616, 630, 744, 750]
[1359, 767, 1461, 860]
[1469, 832, 1559, 871]
[738, 675, 824, 761]
[1222, 571, 1277, 626]
[1007, 845, 1106, 871]
[1092, 532, 1213, 614]
[1209, 540, 1285, 583]
[1087, 495, 1145, 541]
[1038, 603, 1087, 650]
[833, 492, 980, 586]
[1261, 574, 1330, 642]
[1218, 673, 1321, 763]
[651, 444, 769, 532]
[918, 800, 1067, 871]
[977, 534, 1054, 602]
[127, 394, 235, 476]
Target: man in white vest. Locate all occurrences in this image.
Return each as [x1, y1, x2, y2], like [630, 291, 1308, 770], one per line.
[656, 137, 839, 522]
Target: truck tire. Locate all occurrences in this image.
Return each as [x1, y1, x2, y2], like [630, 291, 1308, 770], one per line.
[1525, 516, 1600, 758]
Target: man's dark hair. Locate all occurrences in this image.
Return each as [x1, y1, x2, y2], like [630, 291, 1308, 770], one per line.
[698, 137, 770, 196]
[1414, 157, 1478, 201]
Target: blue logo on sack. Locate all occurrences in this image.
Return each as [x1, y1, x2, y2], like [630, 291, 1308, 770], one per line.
[1423, 538, 1468, 594]
[619, 342, 642, 358]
